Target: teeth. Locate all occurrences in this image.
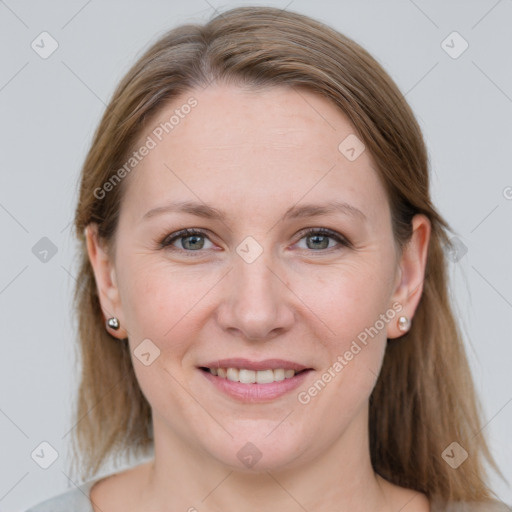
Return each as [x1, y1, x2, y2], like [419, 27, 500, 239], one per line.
[226, 368, 239, 382]
[255, 369, 274, 384]
[239, 369, 256, 384]
[273, 368, 285, 381]
[209, 367, 300, 384]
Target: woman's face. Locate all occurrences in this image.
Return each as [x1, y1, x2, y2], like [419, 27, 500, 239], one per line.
[88, 83, 429, 472]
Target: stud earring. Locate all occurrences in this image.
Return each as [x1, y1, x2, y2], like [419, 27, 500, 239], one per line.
[106, 317, 120, 330]
[397, 315, 410, 333]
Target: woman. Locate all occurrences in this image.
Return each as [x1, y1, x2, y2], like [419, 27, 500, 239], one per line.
[25, 6, 510, 512]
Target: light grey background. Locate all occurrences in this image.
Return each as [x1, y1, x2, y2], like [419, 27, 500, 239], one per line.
[1, 1, 511, 510]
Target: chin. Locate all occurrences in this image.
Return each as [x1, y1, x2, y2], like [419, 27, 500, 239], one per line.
[201, 427, 313, 473]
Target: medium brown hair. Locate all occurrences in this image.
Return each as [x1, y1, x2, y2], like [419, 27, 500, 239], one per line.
[71, 6, 505, 504]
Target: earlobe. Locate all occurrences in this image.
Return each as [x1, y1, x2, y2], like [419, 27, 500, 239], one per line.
[84, 224, 128, 339]
[387, 214, 431, 339]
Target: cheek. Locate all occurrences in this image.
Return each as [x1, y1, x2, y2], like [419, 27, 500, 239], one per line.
[293, 274, 391, 436]
[116, 255, 226, 363]
[297, 255, 395, 391]
[117, 259, 212, 421]
[296, 257, 395, 343]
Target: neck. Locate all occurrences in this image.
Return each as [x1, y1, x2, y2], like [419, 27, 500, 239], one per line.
[139, 407, 397, 512]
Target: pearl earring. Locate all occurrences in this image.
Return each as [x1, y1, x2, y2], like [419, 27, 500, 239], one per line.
[397, 315, 410, 333]
[106, 317, 120, 330]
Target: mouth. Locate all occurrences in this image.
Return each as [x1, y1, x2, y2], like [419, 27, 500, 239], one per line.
[198, 358, 313, 402]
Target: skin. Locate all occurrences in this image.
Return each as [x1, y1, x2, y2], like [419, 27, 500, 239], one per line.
[86, 83, 431, 512]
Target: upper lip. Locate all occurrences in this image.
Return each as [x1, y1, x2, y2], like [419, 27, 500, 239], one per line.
[200, 358, 311, 372]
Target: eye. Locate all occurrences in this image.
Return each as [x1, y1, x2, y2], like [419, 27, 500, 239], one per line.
[160, 228, 214, 252]
[295, 228, 350, 251]
[159, 227, 351, 255]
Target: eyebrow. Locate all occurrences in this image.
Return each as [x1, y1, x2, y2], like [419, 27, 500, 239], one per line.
[142, 199, 366, 223]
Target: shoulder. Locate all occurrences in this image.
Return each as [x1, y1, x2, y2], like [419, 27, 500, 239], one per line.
[23, 478, 101, 512]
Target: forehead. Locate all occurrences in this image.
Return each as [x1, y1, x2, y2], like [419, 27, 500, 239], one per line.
[121, 84, 389, 226]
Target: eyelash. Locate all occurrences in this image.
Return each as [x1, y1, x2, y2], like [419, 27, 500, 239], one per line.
[159, 227, 351, 255]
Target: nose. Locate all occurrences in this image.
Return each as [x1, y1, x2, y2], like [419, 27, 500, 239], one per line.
[215, 250, 295, 341]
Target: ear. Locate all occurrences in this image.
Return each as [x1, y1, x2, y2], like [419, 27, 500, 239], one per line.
[85, 224, 128, 339]
[387, 214, 431, 339]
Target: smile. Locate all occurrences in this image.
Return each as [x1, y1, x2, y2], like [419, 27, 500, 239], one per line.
[198, 359, 313, 402]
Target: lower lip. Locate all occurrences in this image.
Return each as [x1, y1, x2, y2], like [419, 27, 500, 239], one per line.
[200, 369, 312, 402]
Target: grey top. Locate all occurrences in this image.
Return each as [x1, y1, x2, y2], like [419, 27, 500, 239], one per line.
[24, 479, 511, 512]
[24, 478, 100, 512]
[431, 501, 511, 511]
